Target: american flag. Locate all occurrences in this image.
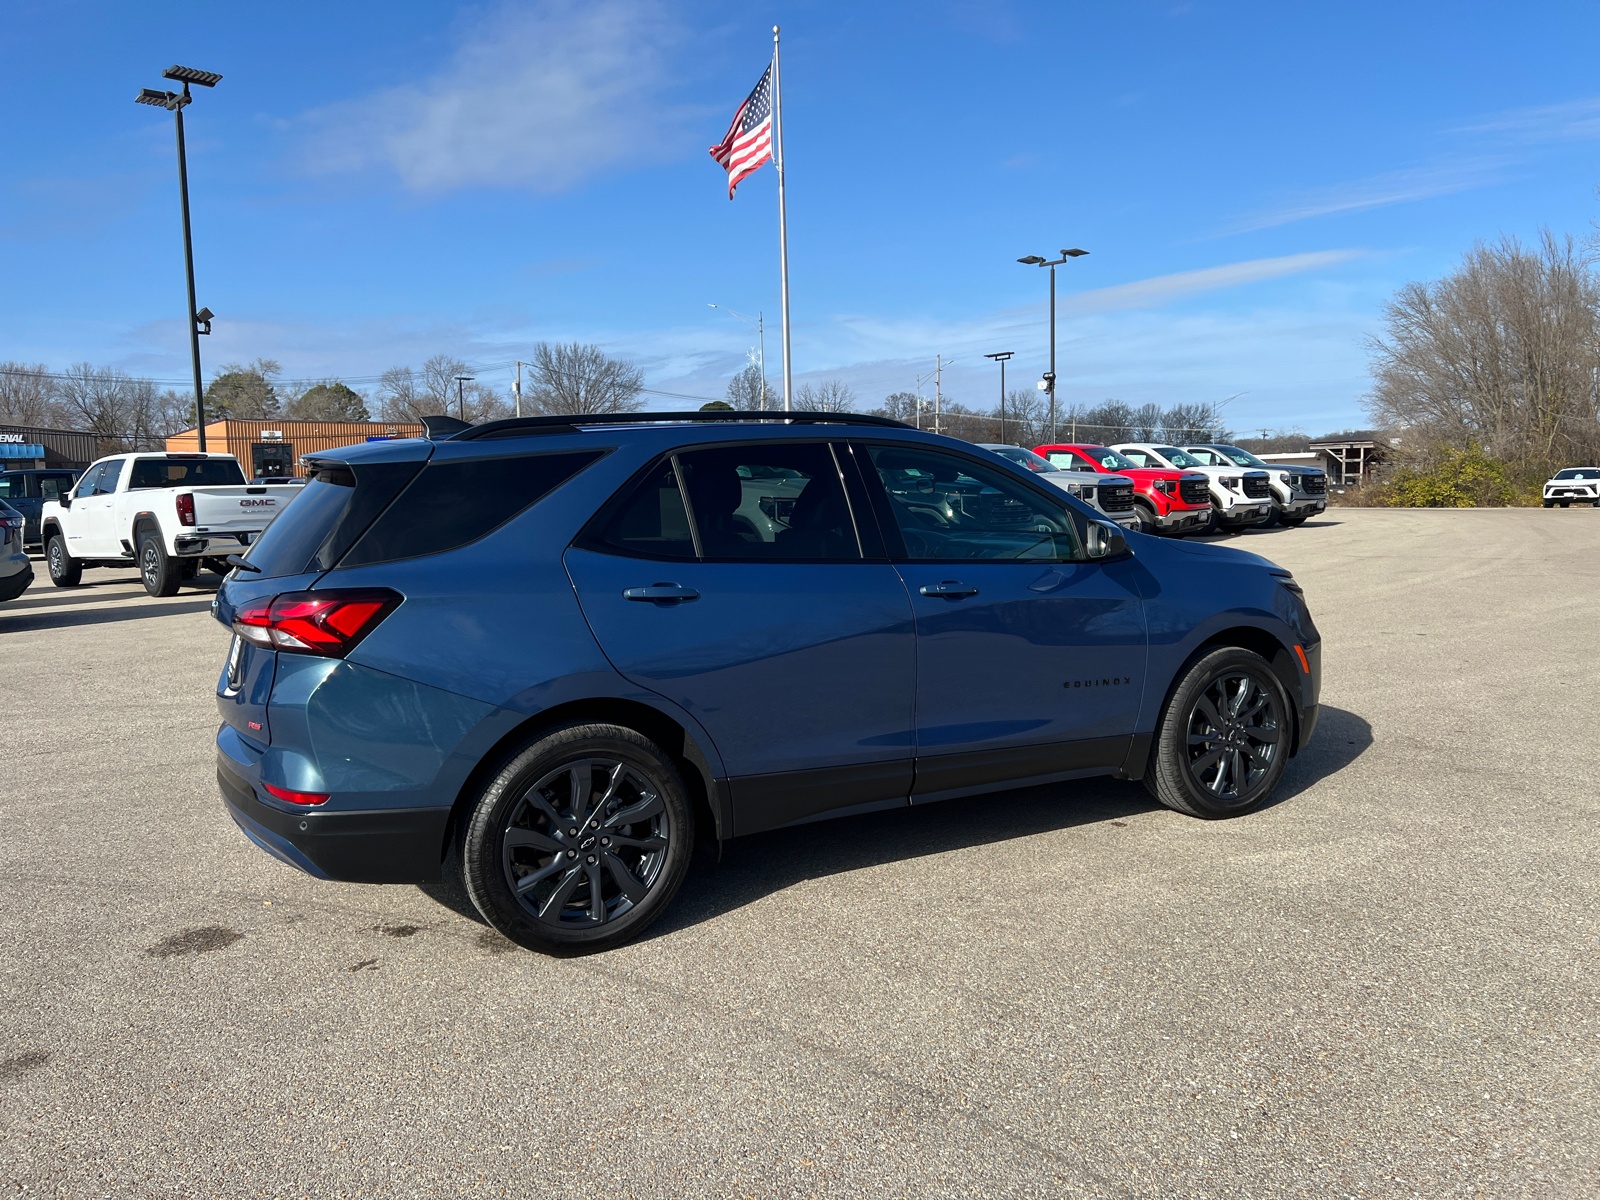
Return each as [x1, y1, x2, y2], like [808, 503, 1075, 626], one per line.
[708, 64, 773, 199]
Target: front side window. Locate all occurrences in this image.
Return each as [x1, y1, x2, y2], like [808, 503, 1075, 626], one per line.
[0, 477, 17, 499]
[1185, 448, 1225, 466]
[677, 443, 859, 560]
[75, 464, 104, 498]
[866, 445, 1083, 562]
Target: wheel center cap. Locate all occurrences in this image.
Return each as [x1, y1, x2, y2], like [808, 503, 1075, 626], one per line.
[579, 835, 597, 851]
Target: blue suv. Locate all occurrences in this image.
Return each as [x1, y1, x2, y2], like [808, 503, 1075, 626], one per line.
[212, 412, 1320, 953]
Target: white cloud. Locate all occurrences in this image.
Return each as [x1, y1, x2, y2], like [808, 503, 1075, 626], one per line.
[1224, 159, 1508, 233]
[1453, 97, 1600, 142]
[301, 0, 694, 193]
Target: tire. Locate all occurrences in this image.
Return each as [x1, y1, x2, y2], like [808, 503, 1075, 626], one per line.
[138, 532, 181, 597]
[1143, 646, 1291, 819]
[46, 533, 82, 587]
[1259, 506, 1282, 529]
[1132, 502, 1158, 536]
[1279, 515, 1308, 528]
[1543, 501, 1555, 508]
[461, 722, 695, 955]
[1559, 501, 1570, 509]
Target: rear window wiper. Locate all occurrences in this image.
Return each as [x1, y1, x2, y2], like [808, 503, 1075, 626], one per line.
[225, 554, 262, 574]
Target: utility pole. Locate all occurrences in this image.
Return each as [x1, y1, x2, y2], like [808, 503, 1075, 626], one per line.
[985, 351, 1014, 443]
[514, 361, 536, 418]
[455, 375, 474, 421]
[935, 354, 944, 435]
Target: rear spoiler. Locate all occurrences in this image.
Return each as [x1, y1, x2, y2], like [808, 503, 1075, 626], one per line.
[422, 414, 474, 440]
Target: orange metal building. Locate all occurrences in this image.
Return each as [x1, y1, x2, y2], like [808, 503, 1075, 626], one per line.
[166, 419, 425, 477]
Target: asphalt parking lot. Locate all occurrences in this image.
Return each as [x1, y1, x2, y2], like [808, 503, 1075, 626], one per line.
[2, 508, 1597, 1199]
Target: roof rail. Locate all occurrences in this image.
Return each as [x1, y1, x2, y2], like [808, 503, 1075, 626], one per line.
[448, 410, 912, 442]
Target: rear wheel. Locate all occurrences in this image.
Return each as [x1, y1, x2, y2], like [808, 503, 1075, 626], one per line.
[1145, 646, 1291, 819]
[461, 722, 694, 955]
[46, 533, 81, 587]
[138, 532, 181, 597]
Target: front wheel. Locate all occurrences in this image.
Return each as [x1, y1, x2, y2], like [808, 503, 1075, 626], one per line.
[46, 533, 82, 587]
[461, 722, 694, 955]
[1145, 647, 1291, 818]
[138, 532, 181, 597]
[1279, 515, 1308, 528]
[1132, 502, 1158, 536]
[1559, 501, 1571, 509]
[1542, 501, 1555, 509]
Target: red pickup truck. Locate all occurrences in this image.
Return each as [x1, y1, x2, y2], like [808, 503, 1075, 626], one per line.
[1035, 443, 1213, 536]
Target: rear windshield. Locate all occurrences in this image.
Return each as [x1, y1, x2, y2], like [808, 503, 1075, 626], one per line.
[128, 457, 246, 489]
[236, 461, 423, 580]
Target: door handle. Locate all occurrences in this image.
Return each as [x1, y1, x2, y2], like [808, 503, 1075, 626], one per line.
[623, 584, 700, 602]
[918, 581, 979, 598]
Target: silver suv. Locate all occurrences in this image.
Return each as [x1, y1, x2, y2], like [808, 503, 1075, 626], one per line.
[978, 444, 1138, 529]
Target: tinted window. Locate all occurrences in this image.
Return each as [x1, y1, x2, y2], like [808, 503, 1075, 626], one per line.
[867, 445, 1083, 562]
[0, 477, 18, 499]
[339, 451, 602, 568]
[74, 464, 104, 498]
[239, 471, 358, 580]
[677, 443, 859, 560]
[127, 457, 247, 489]
[36, 474, 73, 500]
[95, 460, 124, 494]
[592, 460, 696, 559]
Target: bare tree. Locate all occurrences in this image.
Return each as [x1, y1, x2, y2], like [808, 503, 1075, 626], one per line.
[1132, 403, 1165, 442]
[1366, 230, 1600, 470]
[794, 380, 856, 413]
[378, 357, 508, 423]
[725, 364, 773, 409]
[523, 342, 644, 416]
[0, 363, 62, 427]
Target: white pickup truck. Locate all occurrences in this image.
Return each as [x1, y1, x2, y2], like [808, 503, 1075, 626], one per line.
[41, 452, 289, 596]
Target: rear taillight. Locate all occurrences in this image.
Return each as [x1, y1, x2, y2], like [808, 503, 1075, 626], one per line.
[176, 493, 195, 526]
[231, 589, 401, 657]
[262, 781, 330, 806]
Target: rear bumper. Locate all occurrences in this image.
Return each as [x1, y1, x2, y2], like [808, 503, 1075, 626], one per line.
[174, 531, 263, 557]
[0, 562, 32, 601]
[217, 753, 449, 884]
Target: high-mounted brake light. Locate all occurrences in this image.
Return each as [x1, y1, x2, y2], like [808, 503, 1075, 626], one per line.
[176, 492, 196, 526]
[261, 781, 330, 806]
[231, 589, 402, 657]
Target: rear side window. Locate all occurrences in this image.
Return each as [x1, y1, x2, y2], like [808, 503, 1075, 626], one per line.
[338, 451, 602, 568]
[590, 460, 697, 559]
[35, 474, 74, 500]
[0, 477, 17, 499]
[240, 460, 424, 580]
[128, 457, 247, 489]
[676, 443, 860, 560]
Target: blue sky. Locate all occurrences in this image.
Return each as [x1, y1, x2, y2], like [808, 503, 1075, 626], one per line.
[4, 0, 1600, 435]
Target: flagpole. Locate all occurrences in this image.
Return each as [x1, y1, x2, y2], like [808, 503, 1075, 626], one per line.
[772, 25, 793, 413]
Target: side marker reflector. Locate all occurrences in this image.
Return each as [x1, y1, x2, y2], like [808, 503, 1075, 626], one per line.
[1293, 644, 1310, 674]
[262, 781, 330, 806]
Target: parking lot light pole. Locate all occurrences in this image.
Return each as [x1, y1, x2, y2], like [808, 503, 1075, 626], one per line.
[454, 376, 475, 422]
[984, 351, 1014, 443]
[1017, 249, 1088, 443]
[136, 65, 222, 453]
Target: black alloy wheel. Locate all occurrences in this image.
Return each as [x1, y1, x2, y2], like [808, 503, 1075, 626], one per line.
[462, 722, 694, 954]
[1145, 646, 1291, 818]
[503, 758, 669, 927]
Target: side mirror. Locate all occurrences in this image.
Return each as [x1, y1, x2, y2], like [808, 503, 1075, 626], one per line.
[1086, 521, 1129, 560]
[58, 493, 71, 508]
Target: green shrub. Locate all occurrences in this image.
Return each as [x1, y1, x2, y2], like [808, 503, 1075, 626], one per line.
[1386, 443, 1515, 507]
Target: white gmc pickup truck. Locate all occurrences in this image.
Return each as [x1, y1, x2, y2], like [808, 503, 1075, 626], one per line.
[41, 452, 288, 596]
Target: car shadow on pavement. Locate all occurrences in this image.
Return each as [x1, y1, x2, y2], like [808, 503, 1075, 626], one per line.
[0, 597, 217, 633]
[415, 706, 1374, 938]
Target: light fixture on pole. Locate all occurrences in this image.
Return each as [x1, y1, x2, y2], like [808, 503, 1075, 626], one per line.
[454, 375, 475, 421]
[1017, 248, 1088, 443]
[984, 351, 1014, 444]
[136, 64, 222, 452]
[709, 304, 767, 411]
